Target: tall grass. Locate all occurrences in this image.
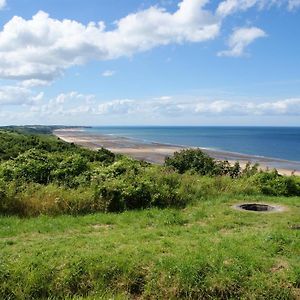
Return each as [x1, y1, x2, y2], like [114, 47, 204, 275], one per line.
[0, 173, 264, 217]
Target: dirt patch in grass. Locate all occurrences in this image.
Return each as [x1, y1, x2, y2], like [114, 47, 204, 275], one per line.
[270, 259, 289, 273]
[91, 224, 114, 230]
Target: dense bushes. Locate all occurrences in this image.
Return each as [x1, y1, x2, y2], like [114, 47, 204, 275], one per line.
[95, 168, 186, 212]
[252, 171, 300, 196]
[0, 129, 115, 164]
[0, 130, 189, 215]
[0, 149, 55, 184]
[165, 149, 242, 177]
[0, 130, 75, 161]
[165, 149, 300, 197]
[0, 130, 300, 217]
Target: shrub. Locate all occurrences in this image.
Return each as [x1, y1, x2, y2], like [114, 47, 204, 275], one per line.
[94, 168, 187, 212]
[0, 149, 56, 184]
[147, 168, 186, 208]
[0, 180, 23, 215]
[241, 162, 259, 177]
[252, 171, 300, 196]
[165, 149, 216, 175]
[94, 148, 115, 164]
[51, 154, 89, 187]
[165, 149, 243, 178]
[95, 178, 152, 212]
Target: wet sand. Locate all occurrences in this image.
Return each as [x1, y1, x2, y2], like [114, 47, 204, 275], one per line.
[54, 128, 300, 176]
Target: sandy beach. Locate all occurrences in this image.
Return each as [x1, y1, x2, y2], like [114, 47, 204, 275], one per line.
[54, 128, 300, 176]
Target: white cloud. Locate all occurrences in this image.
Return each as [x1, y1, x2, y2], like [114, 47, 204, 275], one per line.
[97, 99, 136, 115]
[0, 0, 6, 10]
[194, 98, 300, 115]
[217, 0, 266, 17]
[52, 91, 95, 105]
[101, 70, 116, 77]
[218, 27, 267, 57]
[154, 96, 173, 101]
[4, 88, 300, 124]
[28, 91, 300, 118]
[0, 0, 219, 82]
[288, 0, 300, 10]
[29, 91, 96, 117]
[195, 100, 233, 113]
[217, 0, 300, 17]
[20, 79, 51, 88]
[0, 85, 44, 105]
[216, 0, 297, 17]
[94, 97, 300, 117]
[255, 98, 300, 115]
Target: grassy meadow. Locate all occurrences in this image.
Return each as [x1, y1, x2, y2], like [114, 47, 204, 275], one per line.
[0, 127, 299, 299]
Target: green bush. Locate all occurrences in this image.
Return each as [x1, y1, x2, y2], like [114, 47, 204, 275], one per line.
[95, 178, 152, 212]
[0, 130, 76, 161]
[0, 149, 56, 184]
[94, 167, 186, 212]
[147, 169, 185, 208]
[165, 149, 243, 178]
[51, 154, 89, 187]
[0, 180, 23, 215]
[93, 148, 115, 164]
[252, 171, 300, 196]
[165, 149, 217, 175]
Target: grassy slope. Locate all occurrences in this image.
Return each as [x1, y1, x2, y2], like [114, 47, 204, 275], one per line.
[1, 195, 299, 299]
[0, 128, 299, 299]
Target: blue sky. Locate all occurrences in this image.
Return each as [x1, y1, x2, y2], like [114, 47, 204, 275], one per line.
[0, 0, 299, 126]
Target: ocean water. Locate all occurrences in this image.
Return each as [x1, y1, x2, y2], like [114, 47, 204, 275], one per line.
[85, 126, 300, 162]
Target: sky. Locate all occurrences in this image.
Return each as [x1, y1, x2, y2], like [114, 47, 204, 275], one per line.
[0, 0, 300, 126]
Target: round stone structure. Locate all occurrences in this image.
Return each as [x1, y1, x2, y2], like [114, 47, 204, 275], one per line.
[233, 203, 285, 213]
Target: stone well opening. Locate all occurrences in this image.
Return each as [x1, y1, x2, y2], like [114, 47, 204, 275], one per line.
[239, 203, 275, 212]
[233, 203, 284, 213]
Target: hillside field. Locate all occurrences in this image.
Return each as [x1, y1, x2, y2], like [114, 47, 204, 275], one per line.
[0, 128, 299, 299]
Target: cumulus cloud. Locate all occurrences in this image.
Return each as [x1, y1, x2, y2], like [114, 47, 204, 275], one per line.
[217, 0, 267, 17]
[54, 91, 95, 104]
[218, 26, 267, 57]
[101, 70, 116, 77]
[195, 98, 300, 115]
[154, 96, 173, 101]
[95, 97, 300, 117]
[0, 0, 219, 82]
[20, 79, 51, 88]
[26, 91, 300, 118]
[0, 0, 6, 10]
[217, 0, 300, 16]
[288, 0, 300, 10]
[216, 0, 298, 17]
[0, 85, 43, 105]
[255, 98, 300, 115]
[29, 91, 97, 117]
[97, 99, 136, 115]
[195, 100, 233, 114]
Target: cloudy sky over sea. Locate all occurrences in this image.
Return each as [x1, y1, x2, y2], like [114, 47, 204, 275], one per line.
[0, 0, 299, 125]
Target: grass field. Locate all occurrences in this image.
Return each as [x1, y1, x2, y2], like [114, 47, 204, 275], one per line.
[1, 194, 299, 299]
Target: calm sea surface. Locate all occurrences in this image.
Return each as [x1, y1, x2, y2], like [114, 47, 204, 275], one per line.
[85, 127, 300, 162]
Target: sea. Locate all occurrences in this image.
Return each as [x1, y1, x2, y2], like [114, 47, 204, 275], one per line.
[84, 126, 300, 163]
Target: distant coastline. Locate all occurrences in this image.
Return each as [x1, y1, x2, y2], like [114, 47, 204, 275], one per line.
[54, 128, 300, 176]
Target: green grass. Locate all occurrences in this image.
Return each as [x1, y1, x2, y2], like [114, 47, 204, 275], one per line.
[1, 195, 299, 299]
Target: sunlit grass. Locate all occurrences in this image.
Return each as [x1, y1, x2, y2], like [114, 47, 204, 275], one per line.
[1, 195, 299, 299]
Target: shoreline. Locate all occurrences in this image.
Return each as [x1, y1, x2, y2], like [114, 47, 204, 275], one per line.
[53, 128, 300, 176]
